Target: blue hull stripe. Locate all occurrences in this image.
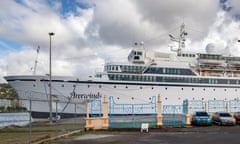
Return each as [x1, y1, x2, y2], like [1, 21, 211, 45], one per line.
[73, 81, 240, 88]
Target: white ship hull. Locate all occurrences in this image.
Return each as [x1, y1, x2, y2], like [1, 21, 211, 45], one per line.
[5, 75, 240, 118]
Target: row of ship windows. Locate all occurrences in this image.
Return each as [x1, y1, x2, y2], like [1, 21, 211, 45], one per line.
[105, 65, 195, 76]
[35, 84, 238, 92]
[105, 65, 143, 72]
[145, 68, 195, 75]
[108, 74, 240, 85]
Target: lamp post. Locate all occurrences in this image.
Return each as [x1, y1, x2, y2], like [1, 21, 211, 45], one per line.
[49, 32, 55, 123]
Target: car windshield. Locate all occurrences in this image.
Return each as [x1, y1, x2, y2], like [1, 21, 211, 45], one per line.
[236, 112, 240, 115]
[196, 112, 208, 116]
[219, 113, 231, 117]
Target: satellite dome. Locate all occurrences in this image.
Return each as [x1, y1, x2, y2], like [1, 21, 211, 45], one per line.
[205, 43, 217, 54]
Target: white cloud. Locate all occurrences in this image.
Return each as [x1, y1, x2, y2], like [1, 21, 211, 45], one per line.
[189, 10, 240, 55]
[2, 0, 240, 83]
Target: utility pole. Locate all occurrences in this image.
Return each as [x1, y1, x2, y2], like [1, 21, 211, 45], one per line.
[49, 32, 55, 123]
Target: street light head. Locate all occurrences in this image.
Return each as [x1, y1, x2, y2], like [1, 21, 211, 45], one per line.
[49, 32, 55, 36]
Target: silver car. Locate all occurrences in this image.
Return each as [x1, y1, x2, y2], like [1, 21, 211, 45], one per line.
[212, 112, 236, 126]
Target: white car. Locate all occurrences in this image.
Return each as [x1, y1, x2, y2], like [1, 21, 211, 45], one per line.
[212, 112, 236, 126]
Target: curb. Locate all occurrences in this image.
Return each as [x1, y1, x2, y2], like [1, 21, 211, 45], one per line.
[33, 129, 83, 144]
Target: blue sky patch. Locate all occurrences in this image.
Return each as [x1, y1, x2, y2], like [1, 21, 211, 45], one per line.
[47, 0, 92, 17]
[0, 37, 22, 52]
[220, 0, 232, 12]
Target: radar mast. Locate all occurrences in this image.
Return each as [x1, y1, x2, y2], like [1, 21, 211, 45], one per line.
[169, 23, 188, 55]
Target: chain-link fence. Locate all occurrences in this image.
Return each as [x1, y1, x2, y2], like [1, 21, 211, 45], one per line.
[0, 98, 86, 144]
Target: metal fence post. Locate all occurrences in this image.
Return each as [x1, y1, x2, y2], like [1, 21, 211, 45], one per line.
[226, 101, 228, 112]
[205, 101, 208, 112]
[132, 104, 134, 128]
[29, 98, 32, 144]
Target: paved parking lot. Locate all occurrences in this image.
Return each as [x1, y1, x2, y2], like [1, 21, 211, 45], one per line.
[58, 125, 240, 144]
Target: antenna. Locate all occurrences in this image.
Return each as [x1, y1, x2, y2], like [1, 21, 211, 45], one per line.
[32, 46, 40, 75]
[169, 23, 188, 55]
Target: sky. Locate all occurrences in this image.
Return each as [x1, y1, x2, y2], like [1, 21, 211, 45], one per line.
[1, 0, 240, 82]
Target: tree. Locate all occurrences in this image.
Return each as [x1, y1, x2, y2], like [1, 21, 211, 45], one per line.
[0, 83, 18, 99]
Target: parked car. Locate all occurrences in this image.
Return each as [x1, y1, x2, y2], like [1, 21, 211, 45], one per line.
[212, 112, 236, 126]
[191, 111, 212, 126]
[233, 112, 240, 123]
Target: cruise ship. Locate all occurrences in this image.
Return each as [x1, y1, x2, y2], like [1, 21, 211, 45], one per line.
[4, 24, 240, 118]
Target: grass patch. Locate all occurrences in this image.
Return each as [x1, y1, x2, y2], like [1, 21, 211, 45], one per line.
[0, 124, 84, 144]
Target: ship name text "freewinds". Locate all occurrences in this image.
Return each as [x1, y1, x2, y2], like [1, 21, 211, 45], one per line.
[70, 92, 102, 99]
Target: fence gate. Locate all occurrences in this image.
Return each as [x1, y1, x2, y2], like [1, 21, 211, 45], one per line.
[229, 100, 240, 112]
[162, 104, 186, 126]
[208, 100, 226, 113]
[188, 100, 206, 114]
[89, 99, 102, 117]
[109, 96, 157, 128]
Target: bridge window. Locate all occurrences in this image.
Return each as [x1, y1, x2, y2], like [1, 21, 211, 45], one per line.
[134, 56, 140, 60]
[137, 51, 142, 55]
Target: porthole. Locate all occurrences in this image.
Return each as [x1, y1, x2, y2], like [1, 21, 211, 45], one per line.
[203, 88, 205, 91]
[202, 98, 204, 100]
[88, 85, 90, 88]
[131, 97, 134, 100]
[235, 89, 237, 92]
[61, 84, 64, 87]
[149, 97, 152, 100]
[214, 98, 216, 100]
[181, 88, 184, 90]
[114, 85, 116, 88]
[99, 85, 102, 88]
[213, 89, 215, 91]
[224, 89, 226, 91]
[117, 97, 120, 100]
[33, 84, 35, 87]
[140, 86, 142, 89]
[165, 88, 168, 90]
[165, 97, 168, 100]
[73, 85, 76, 88]
[192, 88, 194, 91]
[152, 87, 154, 90]
[125, 86, 128, 88]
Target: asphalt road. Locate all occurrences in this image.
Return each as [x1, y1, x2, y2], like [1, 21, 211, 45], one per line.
[58, 126, 240, 144]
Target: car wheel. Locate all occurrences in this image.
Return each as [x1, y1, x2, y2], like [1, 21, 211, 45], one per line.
[218, 121, 221, 126]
